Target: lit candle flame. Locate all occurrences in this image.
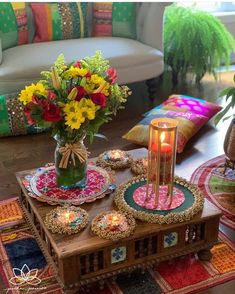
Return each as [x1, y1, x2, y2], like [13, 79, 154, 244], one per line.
[160, 132, 166, 143]
[64, 212, 70, 219]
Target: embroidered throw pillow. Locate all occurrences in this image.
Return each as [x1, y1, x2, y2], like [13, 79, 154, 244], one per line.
[162, 94, 222, 119]
[92, 2, 136, 39]
[31, 3, 88, 43]
[0, 2, 28, 50]
[92, 2, 113, 37]
[0, 93, 46, 137]
[123, 109, 208, 153]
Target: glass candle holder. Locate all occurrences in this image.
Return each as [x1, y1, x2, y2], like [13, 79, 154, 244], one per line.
[146, 118, 178, 207]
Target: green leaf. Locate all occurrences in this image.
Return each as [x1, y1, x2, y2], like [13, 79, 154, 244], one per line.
[219, 87, 234, 97]
[80, 77, 86, 87]
[214, 102, 233, 125]
[94, 133, 108, 140]
[222, 114, 233, 122]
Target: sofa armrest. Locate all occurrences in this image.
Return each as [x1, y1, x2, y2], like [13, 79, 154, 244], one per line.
[137, 2, 170, 51]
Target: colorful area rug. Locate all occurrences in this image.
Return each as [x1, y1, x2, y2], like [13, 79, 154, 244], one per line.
[191, 155, 235, 229]
[0, 198, 235, 294]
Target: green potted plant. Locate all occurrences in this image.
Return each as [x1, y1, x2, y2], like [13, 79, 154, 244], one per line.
[215, 74, 235, 124]
[164, 4, 235, 85]
[215, 74, 235, 166]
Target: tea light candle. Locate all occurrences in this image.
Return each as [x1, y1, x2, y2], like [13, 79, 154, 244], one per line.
[106, 212, 125, 230]
[58, 210, 76, 225]
[45, 206, 89, 235]
[91, 210, 136, 241]
[107, 150, 125, 161]
[97, 149, 132, 170]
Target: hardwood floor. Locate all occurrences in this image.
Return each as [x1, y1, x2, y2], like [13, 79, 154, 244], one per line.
[0, 70, 234, 293]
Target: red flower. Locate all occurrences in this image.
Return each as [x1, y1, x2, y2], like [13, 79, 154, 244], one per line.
[85, 72, 91, 79]
[32, 96, 48, 108]
[90, 93, 107, 107]
[48, 90, 57, 100]
[74, 61, 81, 68]
[107, 67, 117, 84]
[75, 86, 86, 101]
[24, 104, 36, 125]
[42, 102, 62, 122]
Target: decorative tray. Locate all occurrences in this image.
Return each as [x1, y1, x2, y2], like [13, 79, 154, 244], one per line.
[114, 175, 204, 224]
[23, 163, 115, 205]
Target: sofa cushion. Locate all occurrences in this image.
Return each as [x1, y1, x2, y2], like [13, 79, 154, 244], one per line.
[93, 2, 136, 39]
[161, 94, 222, 119]
[31, 3, 88, 43]
[0, 37, 163, 93]
[145, 95, 223, 120]
[123, 109, 209, 153]
[0, 3, 29, 50]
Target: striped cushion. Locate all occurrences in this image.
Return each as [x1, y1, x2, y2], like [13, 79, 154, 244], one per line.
[0, 2, 29, 50]
[93, 2, 136, 39]
[30, 3, 88, 43]
[0, 93, 46, 137]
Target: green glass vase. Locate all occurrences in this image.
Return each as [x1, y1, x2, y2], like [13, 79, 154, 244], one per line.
[54, 135, 88, 189]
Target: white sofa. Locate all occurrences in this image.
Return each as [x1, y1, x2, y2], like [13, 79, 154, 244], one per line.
[0, 3, 167, 96]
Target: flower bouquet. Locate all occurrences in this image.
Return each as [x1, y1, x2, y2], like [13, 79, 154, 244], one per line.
[19, 51, 131, 188]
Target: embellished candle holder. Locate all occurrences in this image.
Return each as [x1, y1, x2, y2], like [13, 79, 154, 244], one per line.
[131, 157, 148, 175]
[96, 150, 132, 170]
[44, 206, 89, 235]
[146, 118, 178, 208]
[91, 210, 136, 241]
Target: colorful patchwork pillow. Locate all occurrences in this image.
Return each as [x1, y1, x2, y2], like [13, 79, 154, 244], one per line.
[123, 109, 208, 153]
[92, 2, 136, 39]
[30, 3, 88, 43]
[0, 2, 29, 50]
[0, 93, 46, 137]
[161, 94, 222, 119]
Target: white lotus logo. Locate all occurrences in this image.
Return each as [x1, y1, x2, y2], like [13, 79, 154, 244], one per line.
[9, 264, 41, 286]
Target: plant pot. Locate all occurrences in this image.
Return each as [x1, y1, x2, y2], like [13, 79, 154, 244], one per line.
[54, 135, 88, 189]
[224, 117, 235, 164]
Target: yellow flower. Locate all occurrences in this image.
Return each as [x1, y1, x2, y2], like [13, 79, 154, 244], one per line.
[90, 74, 105, 85]
[64, 66, 88, 79]
[19, 83, 47, 105]
[84, 83, 95, 93]
[80, 106, 95, 120]
[33, 83, 47, 96]
[65, 112, 83, 129]
[78, 98, 96, 120]
[19, 88, 33, 105]
[63, 101, 80, 114]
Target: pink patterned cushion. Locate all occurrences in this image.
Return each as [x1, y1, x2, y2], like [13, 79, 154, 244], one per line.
[163, 95, 222, 119]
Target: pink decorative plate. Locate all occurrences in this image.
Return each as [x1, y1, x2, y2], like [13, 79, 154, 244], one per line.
[28, 165, 112, 205]
[133, 184, 185, 210]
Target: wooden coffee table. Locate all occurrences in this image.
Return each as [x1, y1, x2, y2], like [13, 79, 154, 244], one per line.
[16, 148, 221, 293]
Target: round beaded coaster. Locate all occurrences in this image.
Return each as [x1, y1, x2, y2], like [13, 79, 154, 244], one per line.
[96, 150, 133, 169]
[91, 210, 136, 241]
[114, 175, 204, 224]
[45, 206, 89, 235]
[131, 157, 148, 175]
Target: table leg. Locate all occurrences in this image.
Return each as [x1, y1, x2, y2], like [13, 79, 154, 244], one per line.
[197, 247, 213, 261]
